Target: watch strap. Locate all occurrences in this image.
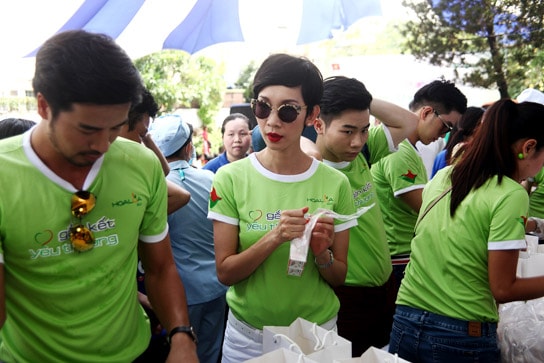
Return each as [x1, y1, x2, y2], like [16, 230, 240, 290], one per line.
[168, 325, 198, 344]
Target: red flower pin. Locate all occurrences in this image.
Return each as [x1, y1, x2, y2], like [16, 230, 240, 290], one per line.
[210, 187, 222, 208]
[401, 170, 417, 183]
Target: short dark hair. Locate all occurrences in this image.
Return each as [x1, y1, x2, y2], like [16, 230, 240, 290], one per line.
[252, 54, 323, 117]
[128, 89, 159, 131]
[319, 76, 373, 125]
[0, 118, 36, 139]
[409, 79, 467, 114]
[221, 113, 250, 136]
[32, 30, 143, 118]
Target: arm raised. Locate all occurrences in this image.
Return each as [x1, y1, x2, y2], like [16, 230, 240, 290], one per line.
[370, 99, 418, 147]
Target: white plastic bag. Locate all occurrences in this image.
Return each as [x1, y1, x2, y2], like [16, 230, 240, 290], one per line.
[333, 346, 411, 362]
[290, 206, 374, 263]
[245, 347, 319, 363]
[498, 298, 544, 362]
[263, 317, 351, 363]
[288, 206, 374, 276]
[516, 235, 544, 277]
[517, 251, 544, 278]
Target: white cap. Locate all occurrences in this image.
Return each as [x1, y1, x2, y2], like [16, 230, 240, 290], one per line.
[517, 88, 544, 106]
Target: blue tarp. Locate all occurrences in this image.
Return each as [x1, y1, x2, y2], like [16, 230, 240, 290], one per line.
[27, 0, 382, 56]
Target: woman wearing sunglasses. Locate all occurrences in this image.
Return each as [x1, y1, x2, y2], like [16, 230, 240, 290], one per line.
[207, 54, 357, 362]
[389, 99, 544, 362]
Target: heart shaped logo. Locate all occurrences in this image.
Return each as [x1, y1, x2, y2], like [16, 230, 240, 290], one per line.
[34, 230, 54, 246]
[249, 210, 263, 222]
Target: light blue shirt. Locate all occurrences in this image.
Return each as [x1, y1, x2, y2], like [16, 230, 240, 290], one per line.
[167, 160, 227, 305]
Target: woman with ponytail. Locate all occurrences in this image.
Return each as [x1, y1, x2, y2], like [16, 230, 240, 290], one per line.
[389, 99, 544, 363]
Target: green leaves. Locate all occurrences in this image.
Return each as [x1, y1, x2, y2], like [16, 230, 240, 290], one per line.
[134, 50, 226, 126]
[400, 0, 544, 98]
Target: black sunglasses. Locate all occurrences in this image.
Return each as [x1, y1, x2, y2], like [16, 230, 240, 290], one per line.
[433, 110, 453, 133]
[250, 99, 307, 123]
[70, 190, 96, 252]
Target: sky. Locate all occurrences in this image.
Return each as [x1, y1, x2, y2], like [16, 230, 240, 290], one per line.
[0, 0, 409, 59]
[0, 0, 409, 78]
[0, 0, 498, 108]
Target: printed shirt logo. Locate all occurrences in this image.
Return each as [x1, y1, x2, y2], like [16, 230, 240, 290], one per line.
[353, 182, 374, 208]
[34, 230, 54, 246]
[306, 194, 334, 205]
[29, 217, 118, 259]
[210, 187, 222, 208]
[112, 193, 143, 207]
[400, 170, 417, 183]
[249, 210, 263, 222]
[246, 210, 281, 232]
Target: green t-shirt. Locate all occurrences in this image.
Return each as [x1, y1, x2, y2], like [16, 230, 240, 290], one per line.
[208, 154, 356, 329]
[366, 124, 396, 165]
[0, 133, 168, 362]
[322, 124, 395, 287]
[529, 167, 544, 218]
[371, 139, 428, 255]
[397, 167, 527, 322]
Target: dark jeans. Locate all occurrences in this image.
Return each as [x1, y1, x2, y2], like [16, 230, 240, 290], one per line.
[391, 262, 408, 316]
[389, 305, 500, 363]
[392, 263, 407, 295]
[334, 273, 396, 357]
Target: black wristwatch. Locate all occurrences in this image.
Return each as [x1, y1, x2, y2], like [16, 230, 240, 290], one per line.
[168, 325, 198, 344]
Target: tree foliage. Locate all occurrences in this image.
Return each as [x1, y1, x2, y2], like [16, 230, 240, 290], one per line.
[324, 20, 405, 57]
[231, 19, 406, 104]
[234, 60, 257, 102]
[134, 50, 226, 126]
[400, 0, 544, 98]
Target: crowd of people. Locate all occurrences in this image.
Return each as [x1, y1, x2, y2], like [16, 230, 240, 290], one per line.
[1, 29, 544, 363]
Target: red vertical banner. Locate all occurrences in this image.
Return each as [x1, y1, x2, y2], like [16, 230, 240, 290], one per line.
[202, 125, 210, 157]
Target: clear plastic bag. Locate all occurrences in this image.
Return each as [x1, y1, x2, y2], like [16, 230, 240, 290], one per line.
[498, 298, 544, 362]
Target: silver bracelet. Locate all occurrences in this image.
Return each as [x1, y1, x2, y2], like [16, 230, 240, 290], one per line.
[315, 249, 334, 269]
